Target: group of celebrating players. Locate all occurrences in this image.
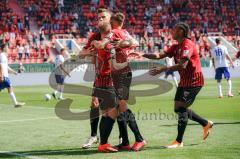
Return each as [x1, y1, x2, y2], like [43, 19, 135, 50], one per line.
[2, 6, 239, 153]
[77, 8, 213, 152]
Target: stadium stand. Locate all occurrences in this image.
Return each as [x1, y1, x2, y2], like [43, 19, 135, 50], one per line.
[0, 0, 240, 64]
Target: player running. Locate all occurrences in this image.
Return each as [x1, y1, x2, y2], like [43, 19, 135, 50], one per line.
[211, 38, 234, 98]
[143, 22, 213, 148]
[80, 8, 119, 153]
[52, 48, 71, 100]
[0, 39, 25, 107]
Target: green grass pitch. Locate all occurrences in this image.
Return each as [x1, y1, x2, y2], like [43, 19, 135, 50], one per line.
[0, 79, 239, 159]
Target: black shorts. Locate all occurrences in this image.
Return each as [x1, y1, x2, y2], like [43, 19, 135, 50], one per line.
[165, 70, 175, 77]
[174, 86, 202, 107]
[112, 72, 132, 100]
[92, 86, 118, 110]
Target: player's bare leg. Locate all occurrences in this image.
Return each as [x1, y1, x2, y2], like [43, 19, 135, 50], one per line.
[217, 80, 223, 98]
[227, 79, 234, 97]
[7, 87, 25, 108]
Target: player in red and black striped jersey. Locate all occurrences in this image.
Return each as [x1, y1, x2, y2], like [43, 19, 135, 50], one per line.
[84, 12, 146, 151]
[108, 12, 146, 151]
[143, 22, 213, 148]
[80, 8, 118, 153]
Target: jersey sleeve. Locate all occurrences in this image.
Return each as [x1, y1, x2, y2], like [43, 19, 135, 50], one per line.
[111, 30, 126, 41]
[84, 33, 99, 49]
[59, 55, 64, 64]
[165, 45, 176, 58]
[180, 41, 194, 60]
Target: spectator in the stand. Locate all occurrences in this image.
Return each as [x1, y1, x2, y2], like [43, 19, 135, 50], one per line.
[52, 16, 60, 30]
[58, 0, 64, 13]
[9, 25, 16, 41]
[39, 29, 45, 47]
[129, 13, 136, 30]
[235, 22, 240, 37]
[147, 37, 154, 54]
[17, 16, 23, 31]
[146, 23, 153, 38]
[24, 13, 30, 30]
[26, 30, 33, 45]
[33, 32, 38, 51]
[164, 0, 171, 5]
[24, 43, 30, 59]
[17, 44, 24, 61]
[4, 32, 10, 47]
[144, 8, 151, 23]
[140, 36, 147, 53]
[156, 3, 162, 12]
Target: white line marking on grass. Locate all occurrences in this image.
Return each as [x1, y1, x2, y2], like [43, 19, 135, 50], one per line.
[0, 117, 58, 123]
[0, 104, 87, 110]
[0, 151, 46, 159]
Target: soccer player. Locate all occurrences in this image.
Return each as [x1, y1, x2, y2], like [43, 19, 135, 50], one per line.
[0, 40, 25, 107]
[165, 57, 178, 87]
[143, 22, 213, 148]
[90, 12, 146, 151]
[211, 38, 234, 98]
[80, 8, 119, 153]
[52, 48, 71, 100]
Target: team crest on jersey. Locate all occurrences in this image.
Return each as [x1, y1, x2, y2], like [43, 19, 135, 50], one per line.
[183, 50, 189, 57]
[184, 91, 190, 97]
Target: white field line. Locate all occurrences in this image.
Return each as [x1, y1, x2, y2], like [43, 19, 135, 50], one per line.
[0, 104, 87, 110]
[0, 104, 89, 124]
[0, 116, 58, 123]
[0, 151, 46, 159]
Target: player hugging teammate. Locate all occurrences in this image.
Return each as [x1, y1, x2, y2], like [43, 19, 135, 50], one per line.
[79, 9, 146, 152]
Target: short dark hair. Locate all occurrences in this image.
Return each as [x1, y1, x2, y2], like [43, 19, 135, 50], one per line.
[60, 48, 65, 53]
[97, 8, 111, 14]
[111, 12, 125, 25]
[175, 22, 190, 38]
[215, 38, 221, 44]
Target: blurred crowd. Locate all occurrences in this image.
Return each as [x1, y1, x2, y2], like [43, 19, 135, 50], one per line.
[0, 0, 240, 64]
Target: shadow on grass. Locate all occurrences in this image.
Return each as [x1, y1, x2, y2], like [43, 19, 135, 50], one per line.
[0, 148, 98, 158]
[159, 122, 240, 127]
[0, 143, 205, 158]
